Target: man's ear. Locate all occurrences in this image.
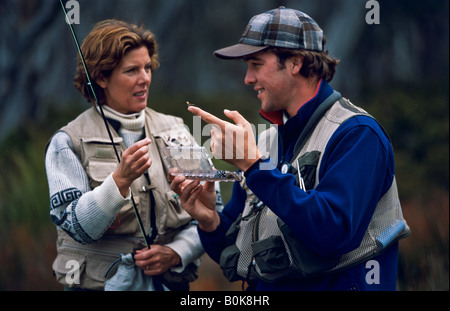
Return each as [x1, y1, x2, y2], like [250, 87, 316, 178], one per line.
[290, 55, 304, 75]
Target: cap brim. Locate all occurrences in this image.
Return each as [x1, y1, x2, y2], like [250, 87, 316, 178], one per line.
[213, 44, 269, 59]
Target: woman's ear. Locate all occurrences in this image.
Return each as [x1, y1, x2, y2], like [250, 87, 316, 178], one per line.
[96, 75, 108, 89]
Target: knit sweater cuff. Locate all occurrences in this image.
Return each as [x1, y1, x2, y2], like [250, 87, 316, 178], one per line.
[165, 223, 204, 272]
[91, 173, 130, 218]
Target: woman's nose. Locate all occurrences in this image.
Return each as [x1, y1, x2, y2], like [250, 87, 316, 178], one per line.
[139, 69, 151, 85]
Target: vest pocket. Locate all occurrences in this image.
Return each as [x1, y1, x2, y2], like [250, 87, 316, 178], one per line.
[87, 159, 118, 189]
[81, 137, 122, 189]
[252, 235, 290, 274]
[219, 213, 245, 282]
[52, 252, 87, 289]
[54, 236, 135, 290]
[219, 244, 242, 282]
[163, 190, 192, 230]
[296, 151, 321, 190]
[277, 218, 339, 277]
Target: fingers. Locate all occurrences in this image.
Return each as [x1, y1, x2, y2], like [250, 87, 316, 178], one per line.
[181, 179, 202, 198]
[134, 245, 181, 276]
[202, 180, 216, 193]
[169, 170, 188, 193]
[122, 138, 152, 172]
[134, 248, 159, 274]
[167, 167, 179, 181]
[113, 138, 152, 195]
[188, 106, 229, 130]
[171, 177, 203, 204]
[124, 137, 151, 156]
[223, 109, 249, 127]
[188, 106, 251, 129]
[169, 175, 203, 211]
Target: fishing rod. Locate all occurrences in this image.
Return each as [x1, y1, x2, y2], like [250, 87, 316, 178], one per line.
[58, 0, 151, 249]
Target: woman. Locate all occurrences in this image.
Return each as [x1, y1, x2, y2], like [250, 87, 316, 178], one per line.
[45, 19, 220, 291]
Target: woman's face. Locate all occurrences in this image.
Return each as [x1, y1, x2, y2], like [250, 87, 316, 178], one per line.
[97, 46, 152, 114]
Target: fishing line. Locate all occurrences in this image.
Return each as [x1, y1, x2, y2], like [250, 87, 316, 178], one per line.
[59, 0, 151, 249]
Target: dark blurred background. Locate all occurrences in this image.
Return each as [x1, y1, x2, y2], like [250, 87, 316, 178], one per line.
[0, 0, 448, 291]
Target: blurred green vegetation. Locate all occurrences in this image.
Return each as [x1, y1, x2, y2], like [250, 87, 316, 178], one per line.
[0, 82, 448, 290]
[361, 82, 449, 291]
[362, 82, 449, 200]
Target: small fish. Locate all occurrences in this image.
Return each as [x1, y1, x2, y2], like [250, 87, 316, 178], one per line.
[186, 101, 196, 107]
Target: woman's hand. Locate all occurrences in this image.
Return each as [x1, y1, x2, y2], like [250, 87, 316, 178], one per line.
[113, 137, 152, 197]
[134, 245, 181, 276]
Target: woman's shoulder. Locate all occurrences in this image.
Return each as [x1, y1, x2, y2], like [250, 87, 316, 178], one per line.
[145, 107, 184, 123]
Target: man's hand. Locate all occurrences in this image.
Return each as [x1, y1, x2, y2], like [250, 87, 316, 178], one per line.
[169, 169, 220, 232]
[134, 245, 181, 276]
[188, 107, 262, 172]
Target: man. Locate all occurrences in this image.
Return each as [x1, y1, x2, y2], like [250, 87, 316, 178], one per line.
[170, 7, 410, 290]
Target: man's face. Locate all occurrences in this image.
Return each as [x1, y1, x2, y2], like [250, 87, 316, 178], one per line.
[244, 51, 297, 113]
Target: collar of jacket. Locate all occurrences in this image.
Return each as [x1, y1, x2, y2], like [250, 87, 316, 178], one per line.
[258, 79, 335, 163]
[258, 78, 334, 126]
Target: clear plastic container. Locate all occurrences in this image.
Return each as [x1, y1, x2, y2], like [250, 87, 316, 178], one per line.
[161, 146, 241, 181]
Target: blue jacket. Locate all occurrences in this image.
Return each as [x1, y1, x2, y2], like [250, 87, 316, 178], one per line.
[199, 80, 399, 291]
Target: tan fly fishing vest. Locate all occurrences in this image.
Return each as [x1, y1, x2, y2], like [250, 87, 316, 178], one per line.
[220, 96, 411, 283]
[51, 107, 195, 290]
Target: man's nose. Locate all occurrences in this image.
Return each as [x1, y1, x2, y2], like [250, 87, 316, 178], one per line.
[244, 69, 255, 85]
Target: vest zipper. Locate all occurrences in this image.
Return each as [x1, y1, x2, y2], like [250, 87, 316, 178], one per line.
[252, 208, 262, 242]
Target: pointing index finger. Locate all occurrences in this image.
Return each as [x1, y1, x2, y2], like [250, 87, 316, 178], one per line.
[188, 106, 228, 130]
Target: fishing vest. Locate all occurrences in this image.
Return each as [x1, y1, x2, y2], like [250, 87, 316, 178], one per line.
[51, 107, 195, 290]
[220, 96, 411, 283]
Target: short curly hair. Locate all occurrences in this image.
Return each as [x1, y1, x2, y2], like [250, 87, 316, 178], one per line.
[73, 19, 159, 105]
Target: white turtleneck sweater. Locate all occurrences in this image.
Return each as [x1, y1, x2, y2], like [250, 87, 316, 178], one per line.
[99, 105, 146, 148]
[45, 106, 218, 274]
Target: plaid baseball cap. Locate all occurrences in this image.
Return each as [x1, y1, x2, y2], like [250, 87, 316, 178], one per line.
[214, 7, 323, 59]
